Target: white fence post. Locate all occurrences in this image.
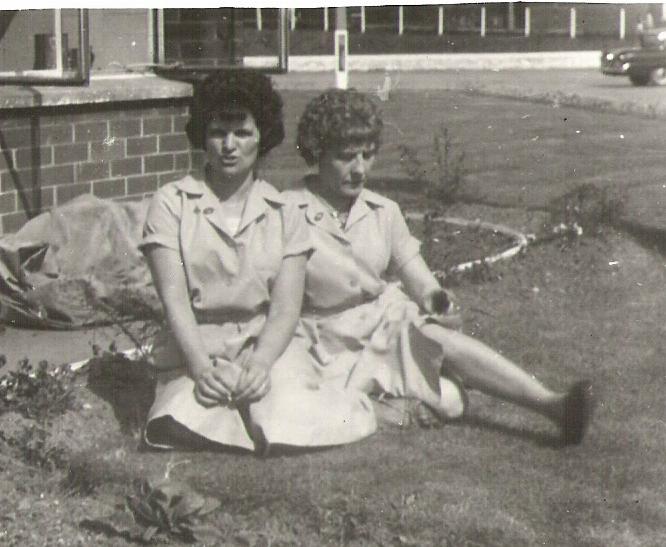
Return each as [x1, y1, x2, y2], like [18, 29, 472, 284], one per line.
[360, 6, 366, 33]
[398, 6, 404, 35]
[619, 8, 626, 40]
[524, 7, 531, 37]
[570, 7, 576, 39]
[290, 8, 296, 31]
[663, 3, 666, 22]
[324, 7, 329, 32]
[438, 6, 444, 35]
[256, 8, 262, 31]
[480, 6, 486, 37]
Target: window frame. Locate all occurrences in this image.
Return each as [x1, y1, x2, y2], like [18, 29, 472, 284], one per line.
[0, 9, 91, 86]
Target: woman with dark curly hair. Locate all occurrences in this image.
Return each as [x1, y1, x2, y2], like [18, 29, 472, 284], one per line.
[289, 88, 593, 445]
[139, 72, 375, 452]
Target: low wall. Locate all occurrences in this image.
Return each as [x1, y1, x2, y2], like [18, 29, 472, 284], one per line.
[0, 76, 198, 234]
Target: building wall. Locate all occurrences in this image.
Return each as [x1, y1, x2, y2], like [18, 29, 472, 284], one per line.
[0, 99, 200, 234]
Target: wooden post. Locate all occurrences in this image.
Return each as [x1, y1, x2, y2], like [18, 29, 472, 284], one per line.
[507, 2, 515, 32]
[619, 8, 626, 40]
[524, 6, 531, 37]
[278, 8, 289, 72]
[256, 8, 262, 31]
[438, 6, 444, 35]
[570, 7, 576, 39]
[398, 6, 404, 35]
[324, 8, 329, 32]
[480, 6, 486, 37]
[360, 6, 366, 33]
[335, 7, 348, 89]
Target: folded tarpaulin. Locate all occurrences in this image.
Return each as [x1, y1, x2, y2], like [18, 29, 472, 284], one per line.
[0, 194, 160, 329]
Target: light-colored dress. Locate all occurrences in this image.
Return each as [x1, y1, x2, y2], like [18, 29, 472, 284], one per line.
[140, 174, 376, 451]
[287, 181, 461, 416]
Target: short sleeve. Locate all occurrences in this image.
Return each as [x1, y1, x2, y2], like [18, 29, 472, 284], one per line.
[281, 199, 313, 259]
[139, 187, 181, 253]
[388, 202, 421, 273]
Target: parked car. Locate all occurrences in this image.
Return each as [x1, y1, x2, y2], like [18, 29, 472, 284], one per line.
[601, 26, 666, 86]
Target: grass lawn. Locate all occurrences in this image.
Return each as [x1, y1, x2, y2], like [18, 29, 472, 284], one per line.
[1, 90, 665, 546]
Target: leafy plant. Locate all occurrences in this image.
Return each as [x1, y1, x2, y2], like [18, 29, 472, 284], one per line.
[2, 422, 67, 471]
[545, 182, 625, 245]
[83, 476, 222, 544]
[0, 357, 78, 421]
[399, 123, 466, 213]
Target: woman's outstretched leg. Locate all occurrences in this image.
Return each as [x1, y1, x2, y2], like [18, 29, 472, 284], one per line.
[420, 323, 593, 444]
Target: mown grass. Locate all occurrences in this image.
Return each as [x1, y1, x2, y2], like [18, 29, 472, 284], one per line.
[2, 90, 666, 545]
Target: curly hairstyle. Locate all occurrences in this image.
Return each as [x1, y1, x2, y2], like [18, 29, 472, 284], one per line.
[296, 89, 383, 166]
[186, 69, 284, 157]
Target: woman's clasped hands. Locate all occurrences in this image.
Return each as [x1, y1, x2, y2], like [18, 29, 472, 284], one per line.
[193, 354, 272, 408]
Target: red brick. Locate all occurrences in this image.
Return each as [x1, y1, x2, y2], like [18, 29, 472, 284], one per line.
[1, 210, 30, 234]
[1, 127, 32, 148]
[191, 150, 205, 170]
[93, 179, 126, 199]
[75, 122, 108, 143]
[54, 143, 89, 164]
[41, 164, 76, 186]
[56, 182, 92, 205]
[110, 119, 141, 138]
[127, 136, 157, 156]
[111, 158, 142, 177]
[14, 147, 53, 169]
[173, 115, 189, 133]
[175, 152, 190, 171]
[0, 149, 14, 171]
[159, 171, 187, 186]
[0, 170, 18, 192]
[90, 140, 125, 161]
[159, 133, 189, 153]
[41, 124, 74, 145]
[0, 192, 16, 214]
[144, 154, 174, 173]
[143, 117, 172, 136]
[40, 186, 55, 209]
[76, 161, 109, 182]
[127, 174, 158, 194]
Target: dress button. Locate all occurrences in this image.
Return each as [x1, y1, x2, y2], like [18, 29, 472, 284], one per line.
[314, 212, 324, 222]
[203, 207, 214, 215]
[349, 279, 358, 288]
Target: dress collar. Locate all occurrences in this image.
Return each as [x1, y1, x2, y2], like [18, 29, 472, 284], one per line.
[176, 173, 284, 236]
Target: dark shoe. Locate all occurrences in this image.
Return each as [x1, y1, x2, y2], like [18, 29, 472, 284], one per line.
[561, 380, 594, 446]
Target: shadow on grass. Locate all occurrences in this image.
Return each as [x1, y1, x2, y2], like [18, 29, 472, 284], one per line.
[462, 414, 563, 449]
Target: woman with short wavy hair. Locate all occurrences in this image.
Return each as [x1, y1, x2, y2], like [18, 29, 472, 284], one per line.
[140, 72, 375, 453]
[289, 88, 593, 445]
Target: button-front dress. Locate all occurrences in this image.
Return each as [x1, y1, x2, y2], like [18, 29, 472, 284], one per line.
[140, 175, 376, 451]
[287, 181, 458, 416]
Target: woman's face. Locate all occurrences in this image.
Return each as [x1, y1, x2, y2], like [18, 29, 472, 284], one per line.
[205, 109, 260, 182]
[318, 142, 377, 200]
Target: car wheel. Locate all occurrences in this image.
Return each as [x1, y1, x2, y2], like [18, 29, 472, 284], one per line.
[629, 72, 650, 86]
[648, 67, 666, 86]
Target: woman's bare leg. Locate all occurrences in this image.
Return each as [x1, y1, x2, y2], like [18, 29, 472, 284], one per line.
[420, 323, 567, 422]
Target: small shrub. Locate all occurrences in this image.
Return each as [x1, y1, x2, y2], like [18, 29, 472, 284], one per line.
[399, 123, 466, 213]
[0, 357, 78, 421]
[83, 476, 222, 544]
[546, 183, 625, 242]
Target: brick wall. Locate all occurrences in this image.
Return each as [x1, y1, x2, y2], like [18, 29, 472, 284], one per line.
[0, 98, 202, 234]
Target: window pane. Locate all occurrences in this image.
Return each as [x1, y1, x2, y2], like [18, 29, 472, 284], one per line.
[0, 9, 81, 72]
[89, 9, 151, 72]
